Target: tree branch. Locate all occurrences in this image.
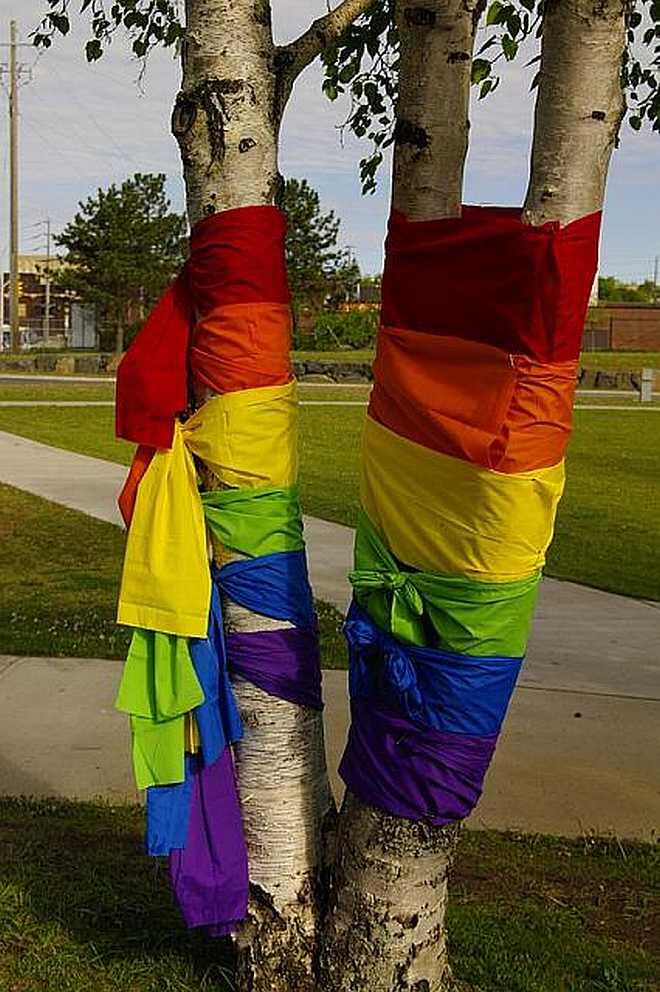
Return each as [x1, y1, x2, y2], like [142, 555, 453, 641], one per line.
[277, 0, 378, 87]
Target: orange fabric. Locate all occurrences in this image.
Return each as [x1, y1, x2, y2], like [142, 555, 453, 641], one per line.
[369, 326, 577, 473]
[119, 302, 294, 528]
[118, 445, 155, 527]
[190, 302, 293, 394]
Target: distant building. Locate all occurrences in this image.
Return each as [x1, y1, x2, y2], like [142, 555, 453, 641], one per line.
[0, 254, 93, 348]
[583, 303, 660, 352]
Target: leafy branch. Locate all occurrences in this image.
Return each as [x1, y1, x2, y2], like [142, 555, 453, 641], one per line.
[31, 0, 184, 61]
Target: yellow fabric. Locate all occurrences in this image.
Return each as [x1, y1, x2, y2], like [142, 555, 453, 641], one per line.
[360, 416, 564, 582]
[117, 382, 298, 637]
[183, 382, 298, 489]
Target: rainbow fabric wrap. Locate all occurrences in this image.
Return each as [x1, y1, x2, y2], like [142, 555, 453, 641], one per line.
[339, 206, 601, 824]
[114, 206, 322, 935]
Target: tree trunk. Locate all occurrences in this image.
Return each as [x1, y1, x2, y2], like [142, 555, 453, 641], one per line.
[523, 0, 626, 225]
[172, 3, 333, 989]
[391, 0, 480, 220]
[321, 3, 479, 990]
[323, 2, 626, 990]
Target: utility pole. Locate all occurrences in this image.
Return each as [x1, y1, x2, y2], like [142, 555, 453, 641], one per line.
[1, 21, 32, 353]
[44, 216, 52, 341]
[9, 19, 19, 352]
[653, 256, 658, 305]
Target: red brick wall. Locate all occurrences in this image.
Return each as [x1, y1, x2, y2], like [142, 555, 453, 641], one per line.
[603, 305, 660, 351]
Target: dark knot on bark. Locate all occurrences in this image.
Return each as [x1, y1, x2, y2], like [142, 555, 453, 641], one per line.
[404, 6, 437, 26]
[394, 118, 431, 150]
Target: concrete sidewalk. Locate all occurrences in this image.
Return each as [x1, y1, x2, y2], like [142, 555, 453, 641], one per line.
[0, 655, 657, 839]
[1, 429, 659, 836]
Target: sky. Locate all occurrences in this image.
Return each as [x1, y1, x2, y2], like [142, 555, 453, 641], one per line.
[1, 0, 659, 282]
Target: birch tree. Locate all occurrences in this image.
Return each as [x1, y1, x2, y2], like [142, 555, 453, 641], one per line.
[35, 0, 658, 990]
[318, 0, 646, 988]
[35, 3, 377, 990]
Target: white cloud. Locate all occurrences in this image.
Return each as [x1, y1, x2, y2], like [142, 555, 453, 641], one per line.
[1, 2, 657, 280]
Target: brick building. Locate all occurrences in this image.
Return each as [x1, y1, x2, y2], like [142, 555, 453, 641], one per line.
[583, 303, 660, 351]
[1, 254, 70, 346]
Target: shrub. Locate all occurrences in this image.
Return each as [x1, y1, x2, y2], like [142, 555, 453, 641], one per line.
[307, 309, 378, 351]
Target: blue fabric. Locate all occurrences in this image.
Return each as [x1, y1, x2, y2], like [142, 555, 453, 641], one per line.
[189, 585, 243, 765]
[213, 550, 316, 630]
[146, 753, 195, 855]
[345, 602, 523, 737]
[146, 588, 243, 857]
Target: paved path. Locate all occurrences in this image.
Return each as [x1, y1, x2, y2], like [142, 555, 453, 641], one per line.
[0, 429, 659, 836]
[0, 657, 657, 839]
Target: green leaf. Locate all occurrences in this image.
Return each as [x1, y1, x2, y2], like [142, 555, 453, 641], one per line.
[85, 38, 103, 62]
[478, 36, 499, 55]
[630, 115, 642, 130]
[486, 1, 504, 25]
[507, 12, 522, 38]
[472, 58, 492, 84]
[338, 62, 358, 83]
[479, 78, 494, 99]
[502, 34, 518, 61]
[50, 12, 70, 35]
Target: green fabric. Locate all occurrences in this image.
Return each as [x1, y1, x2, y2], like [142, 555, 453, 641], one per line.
[115, 629, 203, 790]
[350, 511, 541, 657]
[201, 485, 304, 559]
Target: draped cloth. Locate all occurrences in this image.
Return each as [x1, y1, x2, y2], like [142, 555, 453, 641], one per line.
[340, 205, 601, 824]
[113, 205, 322, 936]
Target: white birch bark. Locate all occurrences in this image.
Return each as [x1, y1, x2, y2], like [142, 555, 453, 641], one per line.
[321, 3, 481, 989]
[171, 2, 375, 988]
[523, 0, 626, 225]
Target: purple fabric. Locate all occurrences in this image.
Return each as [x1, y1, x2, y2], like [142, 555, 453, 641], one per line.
[228, 626, 323, 710]
[339, 697, 498, 824]
[169, 747, 248, 932]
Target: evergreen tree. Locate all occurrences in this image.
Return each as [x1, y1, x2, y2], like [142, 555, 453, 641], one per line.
[55, 173, 187, 353]
[282, 177, 360, 328]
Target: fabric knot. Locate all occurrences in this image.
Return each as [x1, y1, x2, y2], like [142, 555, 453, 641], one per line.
[350, 566, 424, 644]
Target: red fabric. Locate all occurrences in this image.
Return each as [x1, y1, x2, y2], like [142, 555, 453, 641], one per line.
[118, 444, 155, 527]
[115, 205, 290, 451]
[381, 206, 601, 363]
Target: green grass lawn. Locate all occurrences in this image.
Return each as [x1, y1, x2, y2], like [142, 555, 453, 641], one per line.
[0, 381, 370, 404]
[0, 484, 347, 666]
[0, 796, 656, 992]
[1, 347, 658, 370]
[0, 381, 116, 402]
[580, 351, 660, 370]
[0, 400, 658, 601]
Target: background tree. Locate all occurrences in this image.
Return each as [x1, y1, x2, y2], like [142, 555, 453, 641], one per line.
[283, 177, 361, 334]
[599, 275, 659, 303]
[55, 172, 186, 353]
